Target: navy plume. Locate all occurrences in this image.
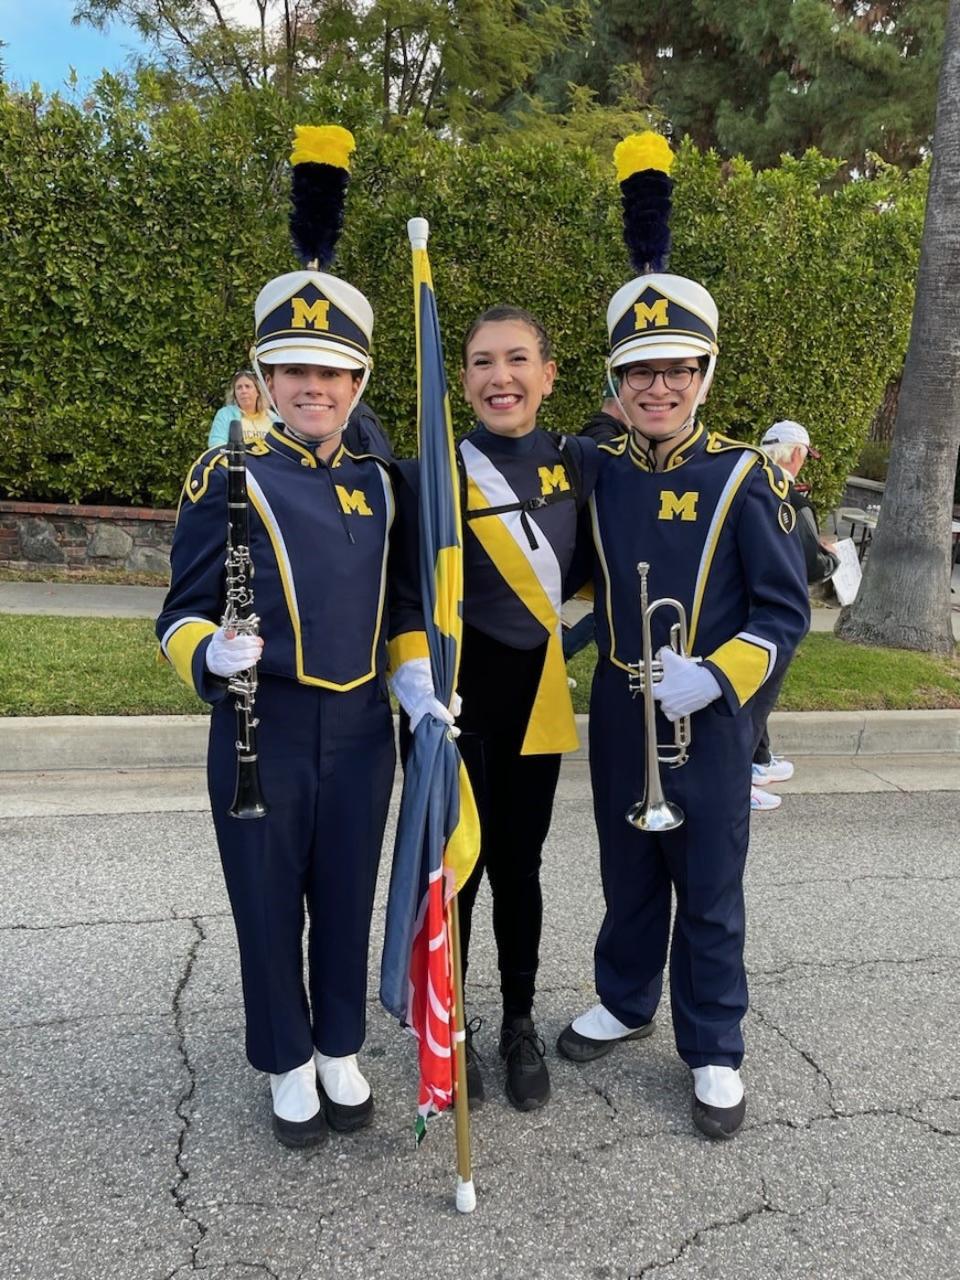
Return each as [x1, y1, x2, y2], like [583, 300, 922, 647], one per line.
[620, 169, 673, 274]
[289, 163, 349, 269]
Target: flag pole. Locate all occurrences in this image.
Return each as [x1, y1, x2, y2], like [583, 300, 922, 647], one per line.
[407, 215, 476, 1214]
[447, 890, 476, 1212]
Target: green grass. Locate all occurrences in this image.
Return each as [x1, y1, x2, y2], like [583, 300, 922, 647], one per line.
[0, 616, 207, 716]
[565, 633, 959, 714]
[0, 617, 957, 717]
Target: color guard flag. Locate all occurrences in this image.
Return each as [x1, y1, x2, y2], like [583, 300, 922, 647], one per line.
[380, 219, 479, 1141]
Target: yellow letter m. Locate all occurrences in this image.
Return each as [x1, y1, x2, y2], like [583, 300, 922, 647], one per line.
[658, 491, 698, 521]
[336, 486, 373, 516]
[634, 298, 669, 330]
[291, 297, 331, 330]
[538, 464, 570, 496]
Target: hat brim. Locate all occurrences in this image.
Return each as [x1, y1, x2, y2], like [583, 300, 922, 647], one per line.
[255, 338, 367, 371]
[611, 336, 716, 368]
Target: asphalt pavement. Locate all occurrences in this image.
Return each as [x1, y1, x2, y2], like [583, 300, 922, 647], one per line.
[1, 753, 959, 1279]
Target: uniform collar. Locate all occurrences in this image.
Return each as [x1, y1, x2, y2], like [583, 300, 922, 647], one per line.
[471, 423, 540, 457]
[627, 421, 705, 473]
[265, 424, 346, 469]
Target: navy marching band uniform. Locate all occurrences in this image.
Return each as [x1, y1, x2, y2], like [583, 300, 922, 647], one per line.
[158, 429, 418, 1076]
[157, 123, 425, 1148]
[558, 130, 810, 1139]
[585, 425, 808, 1066]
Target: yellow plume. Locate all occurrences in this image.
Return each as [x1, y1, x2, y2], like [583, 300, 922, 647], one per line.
[290, 125, 356, 171]
[613, 131, 674, 184]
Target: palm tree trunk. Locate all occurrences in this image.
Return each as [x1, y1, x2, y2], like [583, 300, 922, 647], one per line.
[836, 0, 960, 656]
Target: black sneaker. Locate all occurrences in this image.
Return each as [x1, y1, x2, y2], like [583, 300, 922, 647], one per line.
[499, 1016, 550, 1112]
[463, 1016, 485, 1108]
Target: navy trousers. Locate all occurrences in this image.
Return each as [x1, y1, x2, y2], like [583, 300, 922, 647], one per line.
[589, 659, 752, 1069]
[208, 673, 395, 1074]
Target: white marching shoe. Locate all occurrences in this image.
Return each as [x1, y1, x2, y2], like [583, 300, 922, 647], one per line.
[691, 1065, 746, 1139]
[269, 1057, 326, 1149]
[556, 1003, 655, 1063]
[314, 1051, 374, 1133]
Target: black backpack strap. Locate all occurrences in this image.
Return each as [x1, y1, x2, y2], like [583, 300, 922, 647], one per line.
[551, 432, 584, 509]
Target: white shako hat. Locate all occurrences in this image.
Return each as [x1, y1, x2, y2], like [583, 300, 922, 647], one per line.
[254, 270, 372, 371]
[606, 132, 719, 401]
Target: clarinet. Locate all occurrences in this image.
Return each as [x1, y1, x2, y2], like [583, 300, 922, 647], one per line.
[222, 418, 268, 819]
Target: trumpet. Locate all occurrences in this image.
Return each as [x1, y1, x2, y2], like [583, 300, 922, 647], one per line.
[625, 561, 698, 832]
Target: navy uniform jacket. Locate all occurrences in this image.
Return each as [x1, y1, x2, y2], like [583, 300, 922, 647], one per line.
[156, 426, 420, 701]
[587, 424, 810, 713]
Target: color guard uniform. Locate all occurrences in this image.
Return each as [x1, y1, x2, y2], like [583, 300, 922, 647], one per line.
[454, 424, 598, 1017]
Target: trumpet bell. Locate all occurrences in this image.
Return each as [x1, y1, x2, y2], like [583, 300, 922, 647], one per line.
[625, 797, 685, 832]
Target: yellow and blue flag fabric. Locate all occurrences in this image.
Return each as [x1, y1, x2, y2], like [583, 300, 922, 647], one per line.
[380, 224, 479, 1134]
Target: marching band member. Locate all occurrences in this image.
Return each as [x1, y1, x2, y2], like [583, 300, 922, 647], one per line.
[557, 134, 810, 1138]
[156, 126, 428, 1149]
[447, 305, 599, 1112]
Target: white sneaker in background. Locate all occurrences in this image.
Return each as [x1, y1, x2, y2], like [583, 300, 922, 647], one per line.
[750, 785, 782, 811]
[752, 756, 795, 785]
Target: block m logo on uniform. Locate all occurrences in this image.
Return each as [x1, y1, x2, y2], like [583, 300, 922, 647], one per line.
[658, 491, 698, 521]
[538, 465, 570, 497]
[336, 486, 373, 516]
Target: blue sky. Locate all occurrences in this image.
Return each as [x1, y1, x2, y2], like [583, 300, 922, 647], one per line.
[1, 0, 151, 94]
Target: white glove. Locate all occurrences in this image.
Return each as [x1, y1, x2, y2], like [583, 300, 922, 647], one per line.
[653, 647, 721, 722]
[390, 658, 459, 734]
[205, 626, 263, 678]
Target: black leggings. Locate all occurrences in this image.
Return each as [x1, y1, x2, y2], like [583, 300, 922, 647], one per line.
[455, 624, 562, 1020]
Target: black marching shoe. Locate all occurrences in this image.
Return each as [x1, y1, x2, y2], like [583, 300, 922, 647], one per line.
[499, 1016, 550, 1112]
[272, 1108, 327, 1150]
[692, 1092, 746, 1140]
[556, 1018, 655, 1064]
[464, 1016, 485, 1109]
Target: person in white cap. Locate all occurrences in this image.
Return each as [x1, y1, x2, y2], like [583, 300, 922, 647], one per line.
[748, 420, 840, 811]
[557, 133, 810, 1139]
[157, 127, 437, 1149]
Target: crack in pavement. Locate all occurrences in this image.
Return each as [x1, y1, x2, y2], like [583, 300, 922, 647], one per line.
[168, 917, 208, 1276]
[747, 954, 960, 980]
[749, 1002, 837, 1111]
[629, 1174, 837, 1277]
[751, 872, 960, 889]
[2, 911, 232, 932]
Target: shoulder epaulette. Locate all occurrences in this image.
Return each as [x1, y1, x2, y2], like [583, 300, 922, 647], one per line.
[705, 432, 790, 499]
[598, 435, 629, 457]
[339, 447, 391, 474]
[183, 448, 228, 505]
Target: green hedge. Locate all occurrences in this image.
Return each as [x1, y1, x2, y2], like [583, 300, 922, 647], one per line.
[0, 80, 928, 512]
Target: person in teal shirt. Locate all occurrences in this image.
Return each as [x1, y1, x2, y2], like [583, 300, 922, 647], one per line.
[207, 370, 273, 447]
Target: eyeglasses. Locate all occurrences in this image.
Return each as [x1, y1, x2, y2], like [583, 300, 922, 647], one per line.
[622, 365, 701, 392]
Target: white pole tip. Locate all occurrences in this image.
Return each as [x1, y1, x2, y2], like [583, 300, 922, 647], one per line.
[408, 217, 430, 248]
[455, 1177, 477, 1214]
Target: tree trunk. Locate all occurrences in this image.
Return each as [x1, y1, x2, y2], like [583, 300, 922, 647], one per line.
[836, 0, 960, 656]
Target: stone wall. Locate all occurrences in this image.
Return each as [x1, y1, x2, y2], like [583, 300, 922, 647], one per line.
[0, 500, 175, 574]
